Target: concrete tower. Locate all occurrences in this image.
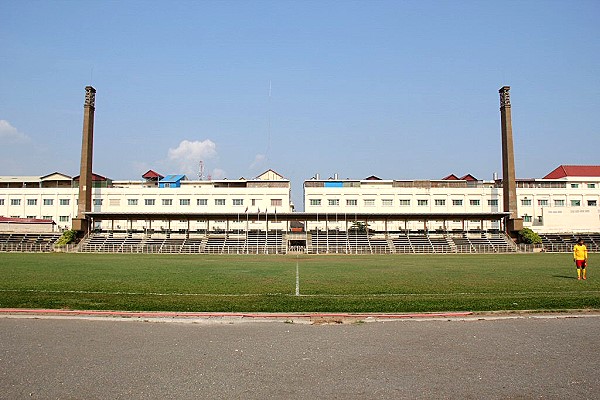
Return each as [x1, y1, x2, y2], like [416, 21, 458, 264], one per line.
[72, 86, 96, 233]
[499, 86, 523, 235]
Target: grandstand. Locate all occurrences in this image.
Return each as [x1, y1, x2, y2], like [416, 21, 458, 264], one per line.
[72, 228, 520, 255]
[2, 228, 595, 254]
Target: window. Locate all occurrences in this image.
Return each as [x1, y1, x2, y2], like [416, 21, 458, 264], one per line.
[27, 199, 37, 206]
[59, 216, 69, 222]
[554, 200, 565, 207]
[364, 199, 375, 206]
[27, 215, 36, 219]
[128, 199, 138, 206]
[11, 199, 21, 206]
[180, 199, 191, 206]
[271, 199, 282, 207]
[488, 199, 498, 206]
[399, 199, 410, 206]
[59, 199, 70, 206]
[197, 199, 207, 206]
[109, 199, 120, 207]
[232, 199, 244, 206]
[571, 200, 581, 207]
[452, 199, 463, 206]
[93, 199, 103, 206]
[417, 199, 428, 206]
[588, 200, 597, 207]
[328, 199, 340, 206]
[346, 199, 357, 206]
[43, 199, 53, 206]
[43, 216, 52, 220]
[521, 199, 532, 206]
[215, 199, 226, 206]
[571, 183, 579, 188]
[382, 199, 393, 207]
[523, 215, 532, 222]
[0, 199, 4, 205]
[310, 199, 321, 206]
[588, 183, 596, 189]
[538, 199, 549, 206]
[162, 199, 173, 206]
[538, 216, 543, 223]
[434, 199, 446, 206]
[469, 199, 480, 206]
[145, 199, 156, 206]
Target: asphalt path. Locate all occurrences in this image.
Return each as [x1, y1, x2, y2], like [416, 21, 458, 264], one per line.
[1, 314, 599, 399]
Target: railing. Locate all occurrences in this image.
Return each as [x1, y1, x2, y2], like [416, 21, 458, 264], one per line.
[0, 243, 55, 252]
[12, 231, 598, 255]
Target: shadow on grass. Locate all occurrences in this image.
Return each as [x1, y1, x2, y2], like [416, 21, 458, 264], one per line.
[552, 275, 578, 280]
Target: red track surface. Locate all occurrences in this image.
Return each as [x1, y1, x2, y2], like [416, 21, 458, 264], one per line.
[0, 308, 472, 320]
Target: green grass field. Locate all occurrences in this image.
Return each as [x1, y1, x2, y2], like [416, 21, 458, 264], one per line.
[0, 253, 598, 313]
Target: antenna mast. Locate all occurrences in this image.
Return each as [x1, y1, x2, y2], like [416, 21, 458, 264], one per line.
[199, 160, 205, 181]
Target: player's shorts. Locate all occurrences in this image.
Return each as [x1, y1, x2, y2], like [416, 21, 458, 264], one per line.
[576, 260, 587, 268]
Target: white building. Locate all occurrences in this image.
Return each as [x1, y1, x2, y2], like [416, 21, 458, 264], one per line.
[303, 165, 600, 233]
[0, 169, 292, 232]
[1, 165, 599, 234]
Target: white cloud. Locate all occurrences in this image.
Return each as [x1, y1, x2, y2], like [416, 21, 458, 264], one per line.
[0, 120, 29, 142]
[167, 139, 218, 175]
[210, 168, 227, 180]
[250, 153, 266, 169]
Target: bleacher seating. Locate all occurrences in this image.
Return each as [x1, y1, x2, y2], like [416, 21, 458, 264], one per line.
[0, 232, 61, 252]
[12, 228, 598, 255]
[538, 233, 599, 252]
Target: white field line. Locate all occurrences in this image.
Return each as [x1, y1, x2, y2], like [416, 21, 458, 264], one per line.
[1, 288, 600, 298]
[295, 257, 300, 296]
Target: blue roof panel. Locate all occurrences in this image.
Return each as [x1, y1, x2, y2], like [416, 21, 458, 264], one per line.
[160, 174, 187, 183]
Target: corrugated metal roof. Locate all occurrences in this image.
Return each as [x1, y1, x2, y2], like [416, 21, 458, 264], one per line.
[40, 172, 72, 181]
[0, 176, 41, 182]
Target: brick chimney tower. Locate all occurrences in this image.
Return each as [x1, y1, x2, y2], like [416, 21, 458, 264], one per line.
[72, 86, 96, 233]
[499, 86, 523, 235]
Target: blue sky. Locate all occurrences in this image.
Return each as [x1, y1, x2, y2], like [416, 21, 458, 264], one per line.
[1, 0, 598, 209]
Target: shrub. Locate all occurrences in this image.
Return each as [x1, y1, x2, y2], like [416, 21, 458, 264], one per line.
[55, 230, 77, 247]
[519, 227, 542, 244]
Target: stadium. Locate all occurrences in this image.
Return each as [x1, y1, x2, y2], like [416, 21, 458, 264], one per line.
[1, 86, 599, 254]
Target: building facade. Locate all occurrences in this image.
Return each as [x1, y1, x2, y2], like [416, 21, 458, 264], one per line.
[0, 169, 292, 231]
[1, 165, 599, 234]
[303, 166, 600, 233]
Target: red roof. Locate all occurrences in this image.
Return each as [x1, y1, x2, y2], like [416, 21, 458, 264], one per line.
[0, 216, 54, 224]
[441, 174, 460, 180]
[543, 165, 600, 179]
[460, 174, 478, 181]
[442, 174, 477, 181]
[142, 169, 164, 180]
[73, 173, 108, 181]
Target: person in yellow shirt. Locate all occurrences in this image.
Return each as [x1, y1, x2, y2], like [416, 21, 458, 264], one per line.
[573, 238, 588, 280]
